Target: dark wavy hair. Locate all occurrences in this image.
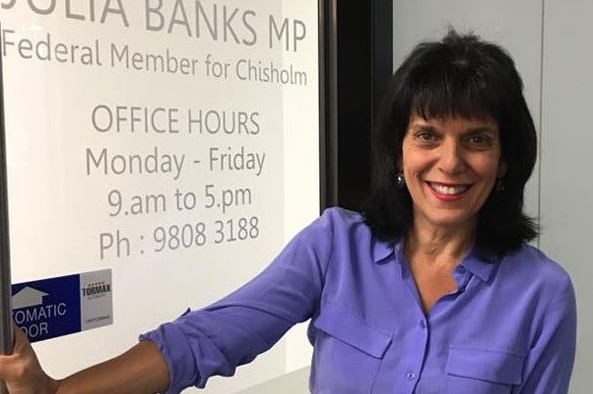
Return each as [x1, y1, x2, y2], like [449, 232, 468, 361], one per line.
[363, 30, 538, 254]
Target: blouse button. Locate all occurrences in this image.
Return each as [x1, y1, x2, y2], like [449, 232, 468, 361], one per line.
[419, 320, 426, 329]
[406, 371, 416, 380]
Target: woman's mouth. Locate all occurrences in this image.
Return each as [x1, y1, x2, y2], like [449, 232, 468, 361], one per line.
[427, 182, 470, 197]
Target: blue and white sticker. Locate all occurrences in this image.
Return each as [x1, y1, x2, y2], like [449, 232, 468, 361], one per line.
[11, 269, 113, 342]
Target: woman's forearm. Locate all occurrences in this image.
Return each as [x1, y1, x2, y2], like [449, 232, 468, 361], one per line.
[55, 340, 170, 394]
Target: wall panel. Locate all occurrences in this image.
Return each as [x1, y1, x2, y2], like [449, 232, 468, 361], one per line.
[540, 2, 593, 392]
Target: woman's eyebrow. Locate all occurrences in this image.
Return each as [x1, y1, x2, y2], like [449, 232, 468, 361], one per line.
[409, 124, 438, 132]
[464, 126, 498, 135]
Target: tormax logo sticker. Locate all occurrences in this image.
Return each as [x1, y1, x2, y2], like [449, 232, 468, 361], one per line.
[11, 269, 113, 342]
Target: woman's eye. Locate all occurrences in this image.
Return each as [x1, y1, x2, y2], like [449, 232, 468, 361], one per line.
[466, 135, 493, 147]
[416, 132, 438, 143]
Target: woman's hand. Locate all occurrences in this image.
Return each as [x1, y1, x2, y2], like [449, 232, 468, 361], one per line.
[0, 324, 59, 394]
[0, 325, 168, 394]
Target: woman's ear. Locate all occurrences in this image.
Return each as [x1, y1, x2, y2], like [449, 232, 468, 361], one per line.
[396, 156, 403, 173]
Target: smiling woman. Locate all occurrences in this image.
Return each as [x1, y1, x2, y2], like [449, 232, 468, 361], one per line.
[360, 29, 574, 393]
[402, 116, 504, 233]
[0, 29, 576, 394]
[364, 30, 538, 254]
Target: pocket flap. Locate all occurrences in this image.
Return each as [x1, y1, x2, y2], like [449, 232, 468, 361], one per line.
[446, 346, 525, 385]
[313, 301, 392, 358]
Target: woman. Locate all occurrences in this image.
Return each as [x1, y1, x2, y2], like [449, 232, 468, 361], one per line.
[0, 30, 576, 393]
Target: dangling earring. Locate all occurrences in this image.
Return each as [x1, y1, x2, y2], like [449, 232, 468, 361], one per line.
[395, 172, 405, 188]
[495, 178, 505, 193]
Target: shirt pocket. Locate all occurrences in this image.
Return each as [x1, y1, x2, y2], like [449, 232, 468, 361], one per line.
[446, 346, 525, 394]
[311, 301, 392, 393]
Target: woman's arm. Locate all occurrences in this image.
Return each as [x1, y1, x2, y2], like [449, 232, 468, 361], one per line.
[518, 275, 577, 393]
[1, 209, 341, 392]
[56, 340, 169, 394]
[0, 326, 170, 394]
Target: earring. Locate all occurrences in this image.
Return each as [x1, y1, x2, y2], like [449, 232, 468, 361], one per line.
[495, 178, 505, 193]
[395, 173, 405, 188]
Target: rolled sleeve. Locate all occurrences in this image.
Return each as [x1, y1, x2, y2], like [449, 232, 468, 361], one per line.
[140, 310, 199, 394]
[138, 208, 341, 392]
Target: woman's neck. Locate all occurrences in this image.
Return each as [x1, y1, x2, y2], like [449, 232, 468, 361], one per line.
[405, 217, 476, 267]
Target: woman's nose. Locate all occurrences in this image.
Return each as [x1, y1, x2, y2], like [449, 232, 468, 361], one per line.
[438, 140, 466, 175]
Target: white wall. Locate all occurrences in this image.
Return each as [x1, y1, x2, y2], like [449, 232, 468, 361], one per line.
[392, 1, 592, 392]
[539, 2, 593, 392]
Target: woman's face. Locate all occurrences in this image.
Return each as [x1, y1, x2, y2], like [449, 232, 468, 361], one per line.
[401, 115, 506, 232]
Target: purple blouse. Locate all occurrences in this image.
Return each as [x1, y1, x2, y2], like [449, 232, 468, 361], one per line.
[141, 207, 576, 393]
